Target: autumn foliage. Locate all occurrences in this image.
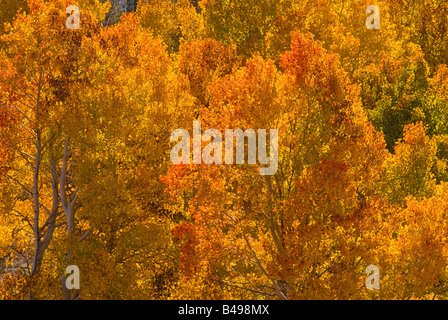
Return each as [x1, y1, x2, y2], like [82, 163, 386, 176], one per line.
[1, 0, 448, 300]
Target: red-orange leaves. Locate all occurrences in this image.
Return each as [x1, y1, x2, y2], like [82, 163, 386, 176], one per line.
[280, 32, 347, 104]
[162, 32, 389, 299]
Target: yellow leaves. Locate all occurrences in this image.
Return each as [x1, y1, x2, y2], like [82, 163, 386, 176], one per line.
[178, 38, 239, 107]
[0, 0, 28, 38]
[2, 0, 448, 301]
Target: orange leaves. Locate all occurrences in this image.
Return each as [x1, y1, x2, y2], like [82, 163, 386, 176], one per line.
[401, 122, 431, 146]
[431, 64, 448, 97]
[280, 32, 324, 82]
[280, 32, 347, 103]
[171, 222, 198, 275]
[293, 157, 357, 221]
[374, 193, 448, 298]
[160, 31, 395, 299]
[137, 0, 204, 52]
[2, 0, 448, 301]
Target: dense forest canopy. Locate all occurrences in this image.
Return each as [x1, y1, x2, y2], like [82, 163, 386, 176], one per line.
[1, 0, 448, 300]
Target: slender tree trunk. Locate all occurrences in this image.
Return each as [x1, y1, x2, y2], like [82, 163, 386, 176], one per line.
[60, 136, 81, 300]
[30, 130, 41, 277]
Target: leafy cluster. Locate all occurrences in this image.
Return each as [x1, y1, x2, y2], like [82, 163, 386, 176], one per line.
[1, 0, 448, 300]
